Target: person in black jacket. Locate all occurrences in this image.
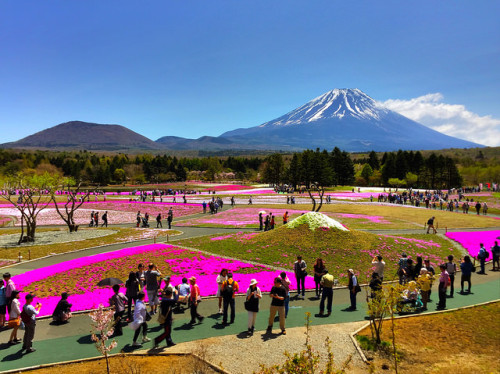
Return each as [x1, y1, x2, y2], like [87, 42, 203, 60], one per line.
[52, 292, 72, 324]
[153, 288, 178, 348]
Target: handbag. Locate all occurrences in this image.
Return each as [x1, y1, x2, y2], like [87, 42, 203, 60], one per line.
[244, 300, 252, 311]
[145, 312, 152, 322]
[354, 284, 361, 293]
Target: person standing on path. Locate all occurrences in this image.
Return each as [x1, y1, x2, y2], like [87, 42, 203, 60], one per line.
[491, 241, 500, 271]
[424, 259, 435, 301]
[426, 216, 437, 234]
[319, 269, 334, 317]
[154, 288, 177, 348]
[346, 269, 359, 311]
[131, 292, 150, 347]
[416, 269, 431, 310]
[21, 294, 41, 353]
[245, 279, 261, 336]
[7, 290, 22, 345]
[145, 263, 161, 315]
[313, 258, 326, 298]
[283, 211, 289, 225]
[125, 272, 140, 322]
[221, 273, 239, 326]
[258, 212, 263, 231]
[397, 253, 408, 284]
[280, 272, 291, 318]
[216, 269, 228, 314]
[294, 256, 307, 299]
[109, 285, 127, 336]
[460, 256, 474, 294]
[445, 255, 457, 297]
[136, 211, 141, 227]
[477, 243, 488, 274]
[437, 264, 450, 310]
[156, 213, 162, 228]
[167, 208, 173, 229]
[188, 276, 204, 325]
[267, 277, 286, 335]
[3, 272, 16, 314]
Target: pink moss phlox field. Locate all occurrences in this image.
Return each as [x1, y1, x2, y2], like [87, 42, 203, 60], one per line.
[10, 243, 313, 317]
[445, 230, 500, 257]
[201, 184, 252, 191]
[0, 201, 201, 226]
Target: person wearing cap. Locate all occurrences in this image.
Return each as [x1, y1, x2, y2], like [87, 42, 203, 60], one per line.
[22, 294, 41, 353]
[188, 276, 204, 324]
[319, 269, 334, 317]
[221, 272, 239, 326]
[162, 276, 176, 295]
[245, 279, 261, 336]
[267, 277, 286, 335]
[52, 292, 72, 324]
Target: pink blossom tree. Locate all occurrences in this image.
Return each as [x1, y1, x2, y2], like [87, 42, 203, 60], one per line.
[89, 304, 117, 374]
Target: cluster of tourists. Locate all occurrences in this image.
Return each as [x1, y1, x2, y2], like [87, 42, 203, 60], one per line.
[202, 196, 225, 214]
[135, 208, 173, 229]
[89, 210, 108, 227]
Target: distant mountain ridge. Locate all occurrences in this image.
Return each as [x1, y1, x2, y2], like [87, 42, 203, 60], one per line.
[1, 89, 484, 152]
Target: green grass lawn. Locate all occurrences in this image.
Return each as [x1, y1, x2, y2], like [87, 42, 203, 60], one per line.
[175, 224, 458, 285]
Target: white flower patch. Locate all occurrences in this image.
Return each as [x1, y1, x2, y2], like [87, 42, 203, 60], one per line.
[286, 212, 349, 231]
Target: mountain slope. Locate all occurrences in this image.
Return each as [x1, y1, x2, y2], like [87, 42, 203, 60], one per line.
[3, 121, 162, 151]
[221, 89, 482, 151]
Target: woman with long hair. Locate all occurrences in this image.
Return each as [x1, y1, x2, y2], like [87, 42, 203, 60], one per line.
[313, 258, 326, 298]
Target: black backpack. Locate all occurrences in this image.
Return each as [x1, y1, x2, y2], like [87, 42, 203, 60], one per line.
[222, 280, 234, 298]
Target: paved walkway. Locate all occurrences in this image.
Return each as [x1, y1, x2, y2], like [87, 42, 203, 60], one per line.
[1, 211, 500, 372]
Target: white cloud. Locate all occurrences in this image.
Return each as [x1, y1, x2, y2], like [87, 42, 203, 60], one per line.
[381, 93, 500, 147]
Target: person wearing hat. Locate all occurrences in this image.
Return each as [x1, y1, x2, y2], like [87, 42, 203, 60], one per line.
[319, 269, 334, 317]
[416, 268, 432, 310]
[188, 276, 204, 324]
[22, 294, 41, 353]
[245, 279, 262, 335]
[52, 292, 72, 324]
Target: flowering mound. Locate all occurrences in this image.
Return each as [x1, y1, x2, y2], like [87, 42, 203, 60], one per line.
[287, 212, 349, 231]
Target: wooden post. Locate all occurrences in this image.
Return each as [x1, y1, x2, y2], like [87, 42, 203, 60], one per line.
[29, 250, 31, 260]
[167, 234, 169, 242]
[18, 251, 22, 263]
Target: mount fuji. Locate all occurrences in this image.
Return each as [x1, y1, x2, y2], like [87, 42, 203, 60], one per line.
[219, 88, 482, 151]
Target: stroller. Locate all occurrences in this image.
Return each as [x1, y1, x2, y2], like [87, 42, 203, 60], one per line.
[141, 217, 150, 228]
[397, 282, 424, 314]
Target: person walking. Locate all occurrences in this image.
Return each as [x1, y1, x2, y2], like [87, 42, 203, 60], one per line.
[266, 277, 286, 335]
[131, 292, 150, 347]
[293, 256, 307, 299]
[7, 290, 22, 345]
[156, 213, 162, 228]
[21, 294, 41, 353]
[101, 211, 108, 227]
[221, 273, 239, 326]
[319, 269, 334, 317]
[109, 285, 127, 336]
[436, 264, 450, 310]
[460, 256, 474, 294]
[477, 243, 489, 274]
[154, 288, 178, 348]
[347, 269, 359, 311]
[445, 255, 457, 297]
[245, 279, 261, 336]
[188, 276, 204, 324]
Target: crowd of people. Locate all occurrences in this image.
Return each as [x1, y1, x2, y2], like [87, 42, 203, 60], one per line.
[1, 239, 499, 352]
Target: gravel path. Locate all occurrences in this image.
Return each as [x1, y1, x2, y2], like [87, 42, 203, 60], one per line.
[166, 321, 367, 373]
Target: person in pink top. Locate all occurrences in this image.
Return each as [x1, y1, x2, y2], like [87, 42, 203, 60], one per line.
[3, 272, 16, 314]
[437, 264, 450, 310]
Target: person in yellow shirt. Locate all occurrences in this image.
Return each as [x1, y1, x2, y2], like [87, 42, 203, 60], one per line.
[416, 268, 432, 310]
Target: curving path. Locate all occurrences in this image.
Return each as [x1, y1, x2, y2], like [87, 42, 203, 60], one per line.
[0, 207, 499, 372]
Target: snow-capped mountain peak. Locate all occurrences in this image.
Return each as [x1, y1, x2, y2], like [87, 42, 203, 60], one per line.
[259, 88, 389, 127]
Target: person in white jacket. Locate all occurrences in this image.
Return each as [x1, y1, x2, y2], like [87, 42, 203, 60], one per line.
[131, 292, 150, 347]
[8, 290, 22, 345]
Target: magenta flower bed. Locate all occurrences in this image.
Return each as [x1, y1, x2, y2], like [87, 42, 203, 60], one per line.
[10, 243, 314, 317]
[445, 230, 500, 257]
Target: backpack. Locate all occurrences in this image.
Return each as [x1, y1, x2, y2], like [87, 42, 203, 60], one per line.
[222, 280, 235, 298]
[20, 309, 32, 325]
[0, 286, 5, 306]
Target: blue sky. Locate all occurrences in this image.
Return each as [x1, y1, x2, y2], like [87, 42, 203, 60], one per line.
[1, 1, 499, 145]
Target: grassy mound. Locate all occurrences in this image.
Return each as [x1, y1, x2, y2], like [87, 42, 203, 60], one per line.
[286, 211, 349, 231]
[177, 223, 456, 285]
